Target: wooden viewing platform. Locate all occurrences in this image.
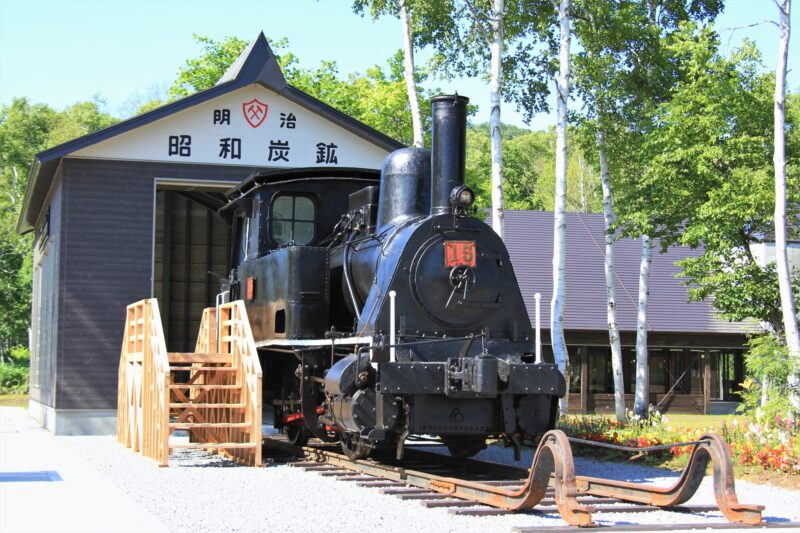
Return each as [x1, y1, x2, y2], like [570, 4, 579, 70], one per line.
[117, 299, 263, 466]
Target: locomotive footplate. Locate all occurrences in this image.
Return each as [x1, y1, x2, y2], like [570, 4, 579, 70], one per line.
[377, 359, 565, 397]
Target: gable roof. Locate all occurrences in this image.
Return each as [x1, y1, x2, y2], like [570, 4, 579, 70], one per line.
[16, 32, 404, 234]
[502, 210, 758, 335]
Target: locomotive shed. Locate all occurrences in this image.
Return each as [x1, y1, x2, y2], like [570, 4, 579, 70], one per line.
[16, 32, 402, 434]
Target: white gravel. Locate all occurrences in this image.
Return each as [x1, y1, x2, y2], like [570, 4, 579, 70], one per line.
[58, 435, 800, 533]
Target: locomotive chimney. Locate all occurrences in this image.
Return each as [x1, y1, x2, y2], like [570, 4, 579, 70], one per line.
[430, 94, 469, 216]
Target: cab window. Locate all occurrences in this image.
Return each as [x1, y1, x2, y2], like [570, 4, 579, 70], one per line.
[233, 214, 250, 266]
[270, 195, 315, 245]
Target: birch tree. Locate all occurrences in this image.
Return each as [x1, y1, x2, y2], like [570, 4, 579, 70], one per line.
[773, 0, 800, 412]
[488, 0, 505, 237]
[571, 0, 655, 423]
[353, 0, 424, 147]
[552, 0, 571, 417]
[633, 235, 652, 417]
[400, 0, 424, 147]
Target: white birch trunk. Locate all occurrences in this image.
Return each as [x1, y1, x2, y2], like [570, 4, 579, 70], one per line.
[633, 235, 652, 418]
[399, 0, 424, 148]
[773, 0, 800, 412]
[597, 128, 626, 423]
[761, 374, 770, 408]
[552, 0, 571, 418]
[490, 0, 505, 239]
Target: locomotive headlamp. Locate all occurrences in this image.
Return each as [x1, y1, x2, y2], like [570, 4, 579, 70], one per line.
[450, 185, 475, 209]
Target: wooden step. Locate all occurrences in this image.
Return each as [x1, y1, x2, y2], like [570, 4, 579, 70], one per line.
[168, 353, 231, 363]
[169, 422, 252, 429]
[170, 403, 245, 408]
[169, 442, 258, 449]
[169, 384, 240, 390]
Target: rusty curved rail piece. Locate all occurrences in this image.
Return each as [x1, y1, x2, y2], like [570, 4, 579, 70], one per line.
[573, 432, 764, 525]
[302, 429, 762, 528]
[425, 429, 595, 526]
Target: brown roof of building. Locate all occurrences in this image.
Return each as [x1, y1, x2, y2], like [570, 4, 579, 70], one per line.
[503, 210, 758, 335]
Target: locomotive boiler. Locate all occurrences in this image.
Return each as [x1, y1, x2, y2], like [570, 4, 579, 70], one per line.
[221, 95, 565, 460]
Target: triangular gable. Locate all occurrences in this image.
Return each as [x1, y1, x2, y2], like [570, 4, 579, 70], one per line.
[73, 84, 389, 168]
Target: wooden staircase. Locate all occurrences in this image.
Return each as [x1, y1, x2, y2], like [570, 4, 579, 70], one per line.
[117, 299, 262, 466]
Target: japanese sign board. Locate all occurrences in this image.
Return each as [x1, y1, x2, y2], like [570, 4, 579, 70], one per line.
[72, 85, 390, 169]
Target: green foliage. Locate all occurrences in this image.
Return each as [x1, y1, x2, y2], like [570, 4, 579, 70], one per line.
[738, 335, 795, 419]
[169, 35, 250, 99]
[290, 50, 440, 147]
[466, 124, 601, 212]
[9, 345, 29, 363]
[0, 358, 29, 394]
[623, 24, 800, 334]
[408, 0, 556, 121]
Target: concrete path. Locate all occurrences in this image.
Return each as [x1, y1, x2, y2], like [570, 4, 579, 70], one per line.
[0, 406, 169, 533]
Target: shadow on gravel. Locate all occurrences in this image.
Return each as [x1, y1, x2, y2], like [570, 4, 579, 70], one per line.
[572, 456, 682, 484]
[169, 451, 246, 468]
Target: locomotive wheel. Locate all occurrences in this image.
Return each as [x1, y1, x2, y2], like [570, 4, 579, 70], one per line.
[285, 425, 310, 447]
[340, 433, 372, 460]
[444, 436, 487, 459]
[281, 362, 311, 446]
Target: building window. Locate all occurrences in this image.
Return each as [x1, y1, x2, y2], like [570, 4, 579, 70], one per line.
[588, 347, 613, 393]
[270, 195, 315, 245]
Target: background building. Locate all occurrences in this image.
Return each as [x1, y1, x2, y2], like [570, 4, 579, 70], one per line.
[503, 210, 757, 415]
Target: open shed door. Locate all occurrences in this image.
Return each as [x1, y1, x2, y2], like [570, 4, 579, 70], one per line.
[153, 190, 230, 352]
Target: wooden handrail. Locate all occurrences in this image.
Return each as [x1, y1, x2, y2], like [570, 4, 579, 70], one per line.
[117, 299, 170, 465]
[216, 301, 263, 466]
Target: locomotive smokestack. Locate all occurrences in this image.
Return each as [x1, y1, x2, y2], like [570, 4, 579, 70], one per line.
[430, 94, 469, 216]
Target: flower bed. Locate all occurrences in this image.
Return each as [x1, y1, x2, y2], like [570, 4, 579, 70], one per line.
[558, 410, 800, 475]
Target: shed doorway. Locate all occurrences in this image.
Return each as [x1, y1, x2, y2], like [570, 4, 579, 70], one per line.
[153, 185, 232, 352]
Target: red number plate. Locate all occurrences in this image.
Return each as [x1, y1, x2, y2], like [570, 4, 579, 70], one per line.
[444, 240, 477, 268]
[246, 276, 255, 300]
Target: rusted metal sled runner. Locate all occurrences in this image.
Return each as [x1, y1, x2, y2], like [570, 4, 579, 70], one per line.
[303, 429, 764, 528]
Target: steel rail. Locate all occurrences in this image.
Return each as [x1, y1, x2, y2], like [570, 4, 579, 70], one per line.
[292, 429, 764, 528]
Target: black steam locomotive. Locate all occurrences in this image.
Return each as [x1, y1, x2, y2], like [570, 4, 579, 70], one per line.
[220, 95, 565, 460]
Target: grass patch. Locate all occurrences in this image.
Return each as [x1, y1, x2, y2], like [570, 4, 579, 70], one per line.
[0, 393, 28, 408]
[662, 414, 734, 431]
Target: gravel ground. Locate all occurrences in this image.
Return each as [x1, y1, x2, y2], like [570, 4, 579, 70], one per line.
[59, 435, 800, 533]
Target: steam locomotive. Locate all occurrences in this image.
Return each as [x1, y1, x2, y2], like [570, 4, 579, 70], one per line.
[220, 95, 565, 460]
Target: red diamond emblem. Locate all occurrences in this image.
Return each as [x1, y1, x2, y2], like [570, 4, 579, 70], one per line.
[242, 98, 268, 128]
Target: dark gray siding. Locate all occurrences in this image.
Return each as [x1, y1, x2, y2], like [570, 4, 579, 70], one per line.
[57, 159, 260, 409]
[503, 211, 757, 337]
[29, 174, 62, 407]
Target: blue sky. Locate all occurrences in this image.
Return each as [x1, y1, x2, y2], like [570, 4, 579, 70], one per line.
[0, 0, 797, 130]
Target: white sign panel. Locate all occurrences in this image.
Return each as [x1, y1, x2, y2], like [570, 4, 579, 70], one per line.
[73, 84, 391, 169]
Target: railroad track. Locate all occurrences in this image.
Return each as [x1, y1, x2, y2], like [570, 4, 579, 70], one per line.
[263, 429, 800, 531]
